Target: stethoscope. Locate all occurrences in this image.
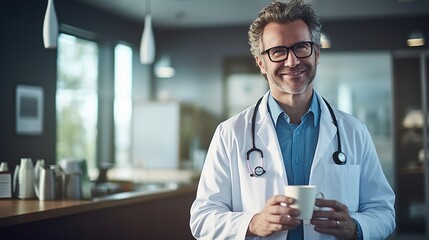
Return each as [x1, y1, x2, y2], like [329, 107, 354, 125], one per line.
[246, 96, 347, 177]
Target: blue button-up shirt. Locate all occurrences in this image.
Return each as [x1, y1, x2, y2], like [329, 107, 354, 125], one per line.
[268, 92, 362, 240]
[268, 91, 320, 240]
[268, 92, 320, 186]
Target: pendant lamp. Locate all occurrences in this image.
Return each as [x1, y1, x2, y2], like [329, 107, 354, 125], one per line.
[43, 0, 59, 49]
[321, 33, 331, 49]
[407, 31, 425, 47]
[155, 55, 175, 78]
[140, 0, 155, 64]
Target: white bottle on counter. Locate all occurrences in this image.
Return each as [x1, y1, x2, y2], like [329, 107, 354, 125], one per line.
[18, 158, 36, 199]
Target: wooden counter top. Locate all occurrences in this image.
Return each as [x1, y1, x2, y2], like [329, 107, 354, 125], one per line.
[0, 183, 197, 228]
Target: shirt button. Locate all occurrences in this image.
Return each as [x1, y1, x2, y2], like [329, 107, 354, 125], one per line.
[296, 159, 300, 164]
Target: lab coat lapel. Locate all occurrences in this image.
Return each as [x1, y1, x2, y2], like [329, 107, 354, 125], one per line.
[311, 94, 337, 173]
[255, 94, 288, 184]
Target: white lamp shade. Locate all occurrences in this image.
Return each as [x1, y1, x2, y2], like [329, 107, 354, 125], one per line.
[407, 31, 425, 47]
[43, 0, 59, 49]
[155, 55, 175, 78]
[321, 33, 331, 49]
[140, 15, 156, 64]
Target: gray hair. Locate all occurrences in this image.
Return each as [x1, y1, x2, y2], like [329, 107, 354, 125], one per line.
[248, 0, 322, 58]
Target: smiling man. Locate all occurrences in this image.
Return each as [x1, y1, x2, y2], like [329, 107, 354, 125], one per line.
[190, 1, 396, 239]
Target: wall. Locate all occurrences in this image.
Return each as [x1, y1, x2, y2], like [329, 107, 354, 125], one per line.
[0, 0, 144, 169]
[321, 16, 429, 51]
[154, 26, 253, 117]
[1, 1, 57, 169]
[154, 15, 429, 117]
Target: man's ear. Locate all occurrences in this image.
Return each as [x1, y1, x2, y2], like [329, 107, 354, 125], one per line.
[315, 45, 320, 65]
[255, 56, 267, 75]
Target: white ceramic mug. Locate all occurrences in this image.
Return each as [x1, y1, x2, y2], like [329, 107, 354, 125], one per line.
[284, 185, 324, 220]
[37, 167, 57, 201]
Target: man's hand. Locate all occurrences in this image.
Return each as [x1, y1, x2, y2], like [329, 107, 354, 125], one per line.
[247, 195, 301, 237]
[310, 199, 357, 240]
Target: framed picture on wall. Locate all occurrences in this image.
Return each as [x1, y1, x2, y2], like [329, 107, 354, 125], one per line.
[15, 84, 44, 135]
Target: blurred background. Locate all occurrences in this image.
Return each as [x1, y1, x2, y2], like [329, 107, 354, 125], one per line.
[1, 0, 429, 239]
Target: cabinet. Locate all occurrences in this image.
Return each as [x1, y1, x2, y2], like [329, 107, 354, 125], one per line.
[0, 186, 197, 239]
[393, 51, 429, 235]
[132, 101, 216, 169]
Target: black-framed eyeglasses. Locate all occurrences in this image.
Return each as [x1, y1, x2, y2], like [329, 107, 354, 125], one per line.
[261, 41, 315, 62]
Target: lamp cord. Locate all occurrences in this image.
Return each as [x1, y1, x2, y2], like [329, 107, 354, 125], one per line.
[145, 0, 151, 16]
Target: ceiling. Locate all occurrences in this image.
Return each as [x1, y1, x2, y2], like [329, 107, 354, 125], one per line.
[75, 0, 429, 28]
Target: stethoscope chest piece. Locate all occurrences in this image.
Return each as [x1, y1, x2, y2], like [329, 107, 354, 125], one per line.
[333, 151, 347, 165]
[253, 166, 266, 177]
[246, 147, 266, 177]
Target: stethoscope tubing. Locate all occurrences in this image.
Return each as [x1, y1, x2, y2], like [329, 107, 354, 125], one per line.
[247, 95, 347, 177]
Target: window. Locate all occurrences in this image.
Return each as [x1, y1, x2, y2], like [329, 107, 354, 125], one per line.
[314, 52, 393, 185]
[56, 33, 99, 169]
[114, 44, 133, 166]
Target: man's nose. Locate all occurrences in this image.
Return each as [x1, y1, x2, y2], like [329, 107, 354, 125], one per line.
[283, 51, 300, 67]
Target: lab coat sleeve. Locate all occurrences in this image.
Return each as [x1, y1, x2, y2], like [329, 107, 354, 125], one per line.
[190, 123, 255, 240]
[351, 124, 396, 240]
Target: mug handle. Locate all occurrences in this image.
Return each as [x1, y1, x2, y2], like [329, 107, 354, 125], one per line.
[314, 192, 325, 211]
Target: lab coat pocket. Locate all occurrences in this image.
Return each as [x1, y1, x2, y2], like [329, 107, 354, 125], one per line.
[323, 164, 360, 212]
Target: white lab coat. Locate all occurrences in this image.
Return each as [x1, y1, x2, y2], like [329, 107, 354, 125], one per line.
[190, 91, 395, 240]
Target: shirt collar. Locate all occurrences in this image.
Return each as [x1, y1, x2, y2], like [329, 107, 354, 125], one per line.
[268, 91, 320, 127]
